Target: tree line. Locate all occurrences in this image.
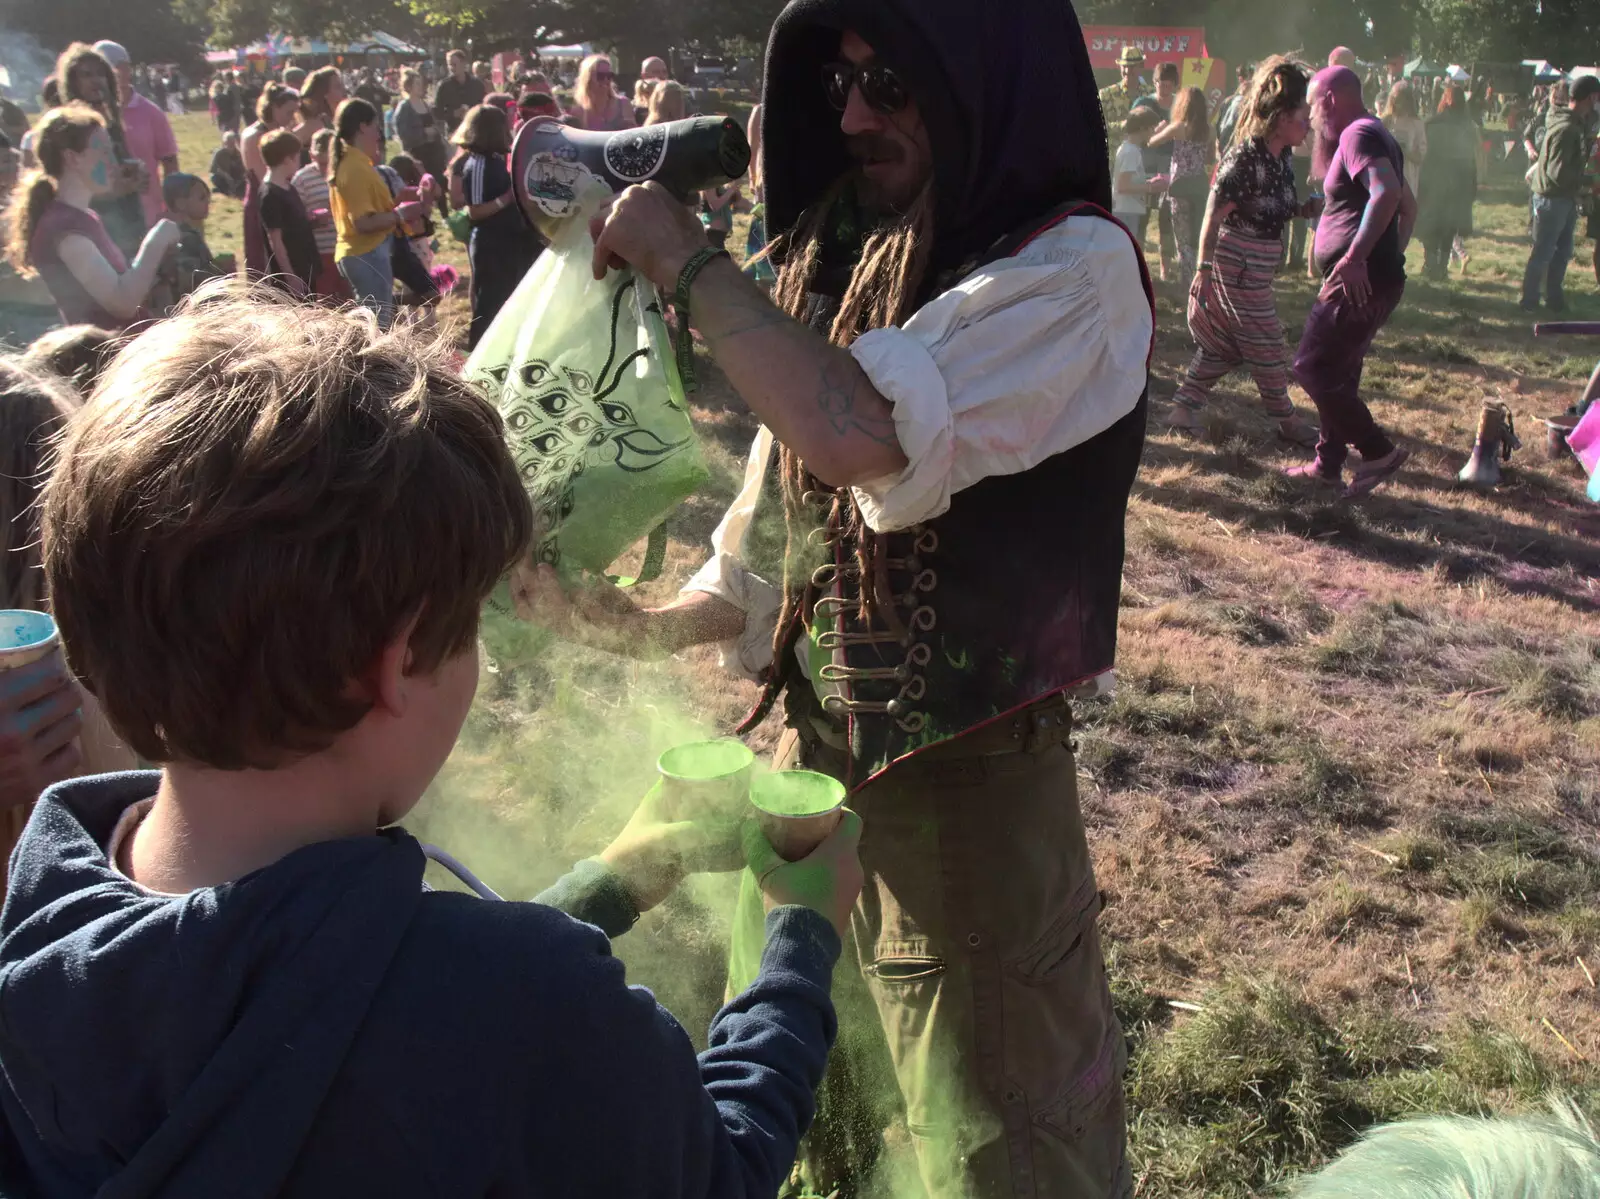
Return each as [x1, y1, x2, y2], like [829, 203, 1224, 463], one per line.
[2, 0, 1595, 81]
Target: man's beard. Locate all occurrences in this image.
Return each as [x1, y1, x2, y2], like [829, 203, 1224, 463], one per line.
[1310, 123, 1339, 182]
[847, 132, 926, 217]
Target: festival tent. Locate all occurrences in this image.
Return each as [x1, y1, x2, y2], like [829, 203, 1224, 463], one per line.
[1445, 65, 1469, 82]
[1571, 66, 1600, 81]
[1403, 58, 1444, 79]
[205, 32, 425, 65]
[1522, 59, 1564, 82]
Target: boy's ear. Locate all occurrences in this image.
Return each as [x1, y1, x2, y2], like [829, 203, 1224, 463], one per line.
[364, 611, 423, 717]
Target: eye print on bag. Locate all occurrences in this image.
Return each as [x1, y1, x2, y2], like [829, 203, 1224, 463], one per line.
[502, 275, 693, 569]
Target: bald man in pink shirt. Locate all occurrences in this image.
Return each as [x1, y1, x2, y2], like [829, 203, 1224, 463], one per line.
[96, 41, 180, 226]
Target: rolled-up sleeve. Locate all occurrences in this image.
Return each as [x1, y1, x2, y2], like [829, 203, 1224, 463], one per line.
[681, 426, 784, 679]
[848, 215, 1152, 532]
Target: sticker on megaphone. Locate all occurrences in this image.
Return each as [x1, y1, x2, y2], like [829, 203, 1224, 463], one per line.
[512, 116, 751, 234]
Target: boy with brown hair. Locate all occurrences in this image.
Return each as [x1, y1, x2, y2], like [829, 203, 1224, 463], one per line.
[258, 129, 319, 297]
[1113, 108, 1172, 230]
[0, 286, 861, 1196]
[154, 172, 235, 313]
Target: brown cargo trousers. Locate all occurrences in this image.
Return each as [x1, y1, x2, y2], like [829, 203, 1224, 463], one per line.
[739, 693, 1130, 1199]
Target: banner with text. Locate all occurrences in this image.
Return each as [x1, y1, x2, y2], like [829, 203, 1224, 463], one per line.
[1083, 26, 1209, 69]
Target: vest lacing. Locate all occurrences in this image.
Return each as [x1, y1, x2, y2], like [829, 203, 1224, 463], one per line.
[815, 508, 940, 735]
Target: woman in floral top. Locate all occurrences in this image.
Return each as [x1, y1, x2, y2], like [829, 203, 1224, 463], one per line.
[1170, 57, 1320, 446]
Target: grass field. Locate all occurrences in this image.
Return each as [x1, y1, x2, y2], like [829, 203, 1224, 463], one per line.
[165, 110, 1600, 1195]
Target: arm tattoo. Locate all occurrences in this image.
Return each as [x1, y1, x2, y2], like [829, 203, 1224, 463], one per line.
[699, 295, 794, 344]
[695, 276, 900, 451]
[817, 356, 898, 447]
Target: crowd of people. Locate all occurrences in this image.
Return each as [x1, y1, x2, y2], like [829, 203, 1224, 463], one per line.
[0, 7, 1597, 1198]
[1098, 42, 1600, 491]
[0, 43, 757, 349]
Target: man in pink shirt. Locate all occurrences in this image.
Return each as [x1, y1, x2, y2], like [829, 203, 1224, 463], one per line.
[95, 41, 179, 226]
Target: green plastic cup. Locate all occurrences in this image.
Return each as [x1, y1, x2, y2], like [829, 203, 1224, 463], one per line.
[749, 769, 847, 861]
[657, 739, 756, 822]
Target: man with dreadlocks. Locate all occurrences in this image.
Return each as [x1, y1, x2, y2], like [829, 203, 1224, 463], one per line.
[541, 0, 1153, 1194]
[54, 43, 148, 263]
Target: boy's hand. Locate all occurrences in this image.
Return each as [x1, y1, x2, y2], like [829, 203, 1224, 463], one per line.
[742, 811, 864, 938]
[0, 652, 83, 812]
[598, 784, 745, 912]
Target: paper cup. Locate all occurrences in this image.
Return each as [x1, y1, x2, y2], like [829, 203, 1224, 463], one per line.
[657, 739, 755, 822]
[0, 610, 59, 673]
[750, 769, 846, 862]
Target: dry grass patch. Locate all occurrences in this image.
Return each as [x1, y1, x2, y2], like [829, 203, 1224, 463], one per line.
[145, 114, 1600, 1196]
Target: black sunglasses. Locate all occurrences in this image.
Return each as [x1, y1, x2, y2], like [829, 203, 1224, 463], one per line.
[822, 61, 909, 115]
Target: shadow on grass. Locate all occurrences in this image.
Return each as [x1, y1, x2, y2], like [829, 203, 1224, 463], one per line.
[1137, 436, 1600, 611]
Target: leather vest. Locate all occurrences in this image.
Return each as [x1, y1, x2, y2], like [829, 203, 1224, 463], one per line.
[755, 203, 1154, 789]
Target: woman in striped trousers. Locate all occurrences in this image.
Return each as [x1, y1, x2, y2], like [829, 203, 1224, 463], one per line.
[1169, 58, 1321, 447]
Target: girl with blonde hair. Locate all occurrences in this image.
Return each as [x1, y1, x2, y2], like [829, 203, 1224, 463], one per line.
[1382, 80, 1427, 195]
[570, 54, 635, 131]
[645, 80, 687, 125]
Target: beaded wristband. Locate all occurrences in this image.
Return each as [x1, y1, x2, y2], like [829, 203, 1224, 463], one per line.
[672, 247, 730, 391]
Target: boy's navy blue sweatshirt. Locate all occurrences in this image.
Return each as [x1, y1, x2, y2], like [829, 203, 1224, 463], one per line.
[0, 773, 841, 1197]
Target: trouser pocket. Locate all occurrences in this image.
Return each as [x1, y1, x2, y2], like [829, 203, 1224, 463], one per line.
[996, 882, 1128, 1195]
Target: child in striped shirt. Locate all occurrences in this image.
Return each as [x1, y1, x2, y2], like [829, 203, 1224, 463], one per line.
[291, 129, 347, 300]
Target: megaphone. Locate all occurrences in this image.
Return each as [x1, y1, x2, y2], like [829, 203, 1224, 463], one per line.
[511, 116, 751, 238]
[1458, 399, 1520, 487]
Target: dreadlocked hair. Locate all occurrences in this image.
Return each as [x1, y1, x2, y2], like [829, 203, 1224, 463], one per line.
[55, 44, 123, 146]
[1234, 55, 1311, 149]
[765, 176, 935, 672]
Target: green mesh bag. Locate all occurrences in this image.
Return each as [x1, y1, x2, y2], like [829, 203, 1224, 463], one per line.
[467, 211, 708, 667]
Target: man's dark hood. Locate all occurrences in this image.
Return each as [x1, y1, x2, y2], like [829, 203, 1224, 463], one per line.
[761, 0, 1111, 275]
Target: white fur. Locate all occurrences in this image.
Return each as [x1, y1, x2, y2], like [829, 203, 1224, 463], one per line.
[1290, 1101, 1600, 1198]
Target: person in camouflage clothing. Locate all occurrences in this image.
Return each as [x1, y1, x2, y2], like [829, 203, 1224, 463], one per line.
[1098, 44, 1147, 131]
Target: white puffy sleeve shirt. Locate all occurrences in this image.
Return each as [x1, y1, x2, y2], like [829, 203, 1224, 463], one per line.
[682, 213, 1151, 679]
